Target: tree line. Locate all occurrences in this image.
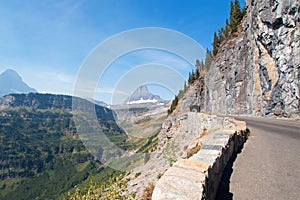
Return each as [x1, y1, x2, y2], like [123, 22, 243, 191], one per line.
[213, 0, 246, 56]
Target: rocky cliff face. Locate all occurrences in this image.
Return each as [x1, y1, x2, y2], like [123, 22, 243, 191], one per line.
[203, 0, 300, 117]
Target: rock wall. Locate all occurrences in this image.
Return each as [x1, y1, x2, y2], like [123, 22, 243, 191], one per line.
[203, 0, 300, 117]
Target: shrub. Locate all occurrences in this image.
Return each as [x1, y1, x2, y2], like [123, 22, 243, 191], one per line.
[162, 141, 179, 166]
[187, 143, 202, 158]
[156, 173, 163, 180]
[66, 175, 135, 200]
[135, 172, 142, 178]
[141, 182, 155, 200]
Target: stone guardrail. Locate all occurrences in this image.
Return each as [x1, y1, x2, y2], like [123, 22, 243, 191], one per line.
[152, 120, 248, 200]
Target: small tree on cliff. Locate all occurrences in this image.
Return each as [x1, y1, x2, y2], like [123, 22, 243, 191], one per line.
[205, 49, 212, 70]
[168, 95, 179, 115]
[230, 0, 242, 33]
[213, 32, 220, 56]
[225, 19, 230, 37]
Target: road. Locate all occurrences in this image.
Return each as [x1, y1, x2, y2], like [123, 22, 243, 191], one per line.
[217, 116, 300, 200]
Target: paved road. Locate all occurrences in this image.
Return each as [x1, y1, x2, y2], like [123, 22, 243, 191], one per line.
[225, 117, 300, 199]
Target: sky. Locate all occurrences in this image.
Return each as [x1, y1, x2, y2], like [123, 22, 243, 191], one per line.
[0, 0, 245, 104]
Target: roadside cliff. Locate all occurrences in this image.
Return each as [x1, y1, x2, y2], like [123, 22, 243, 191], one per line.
[125, 0, 299, 198]
[202, 0, 300, 117]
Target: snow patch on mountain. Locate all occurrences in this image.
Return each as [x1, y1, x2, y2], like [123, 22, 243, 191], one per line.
[124, 85, 166, 105]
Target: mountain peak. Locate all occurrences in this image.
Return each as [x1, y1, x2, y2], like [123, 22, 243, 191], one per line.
[0, 69, 37, 97]
[131, 85, 150, 96]
[1, 69, 22, 80]
[124, 85, 165, 105]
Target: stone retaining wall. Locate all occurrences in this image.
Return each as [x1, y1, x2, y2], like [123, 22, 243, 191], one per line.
[152, 120, 248, 200]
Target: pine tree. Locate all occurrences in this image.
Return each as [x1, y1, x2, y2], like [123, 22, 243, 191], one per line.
[241, 6, 247, 18]
[195, 59, 202, 72]
[200, 60, 205, 71]
[230, 0, 242, 33]
[205, 49, 212, 70]
[194, 68, 200, 80]
[213, 32, 220, 56]
[168, 95, 179, 115]
[235, 0, 242, 19]
[183, 81, 187, 92]
[188, 71, 192, 84]
[218, 27, 226, 44]
[225, 19, 230, 37]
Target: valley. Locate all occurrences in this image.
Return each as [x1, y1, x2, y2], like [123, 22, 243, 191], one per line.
[0, 93, 127, 199]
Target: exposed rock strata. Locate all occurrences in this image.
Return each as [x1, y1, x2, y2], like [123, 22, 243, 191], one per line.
[203, 0, 300, 117]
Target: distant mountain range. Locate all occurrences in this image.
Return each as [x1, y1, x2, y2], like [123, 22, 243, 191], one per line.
[0, 69, 37, 97]
[124, 85, 166, 105]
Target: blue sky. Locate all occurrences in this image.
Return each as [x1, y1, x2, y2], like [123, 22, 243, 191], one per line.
[0, 0, 245, 104]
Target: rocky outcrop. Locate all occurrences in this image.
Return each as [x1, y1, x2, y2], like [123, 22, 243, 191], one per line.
[203, 0, 300, 117]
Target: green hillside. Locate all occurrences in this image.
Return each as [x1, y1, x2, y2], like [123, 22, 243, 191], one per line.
[0, 93, 127, 199]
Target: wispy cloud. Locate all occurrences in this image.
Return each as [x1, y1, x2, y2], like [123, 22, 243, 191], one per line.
[128, 49, 194, 71]
[57, 73, 75, 84]
[15, 65, 76, 95]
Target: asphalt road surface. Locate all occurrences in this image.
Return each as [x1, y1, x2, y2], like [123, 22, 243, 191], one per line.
[217, 116, 300, 200]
